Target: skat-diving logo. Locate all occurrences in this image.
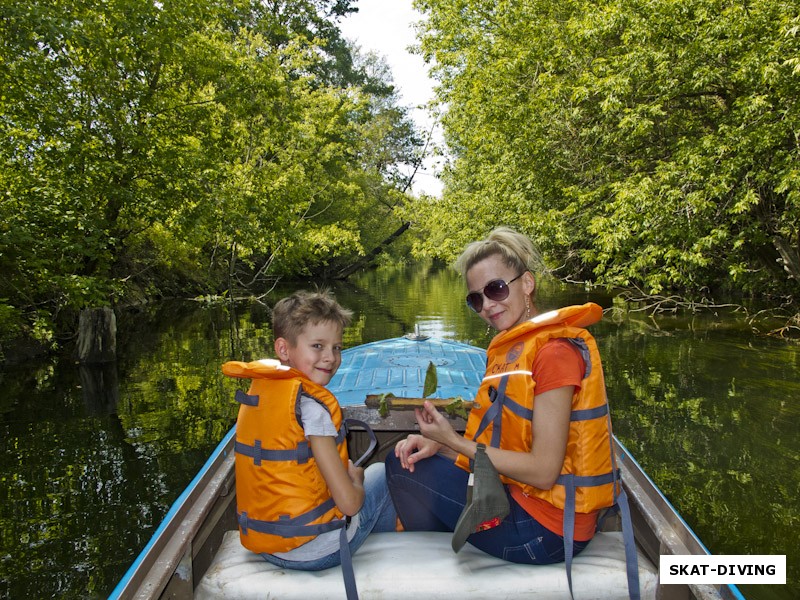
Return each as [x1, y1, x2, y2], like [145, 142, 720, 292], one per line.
[506, 342, 524, 364]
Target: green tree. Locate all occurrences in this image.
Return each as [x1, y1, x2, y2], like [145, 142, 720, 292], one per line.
[411, 0, 800, 302]
[0, 0, 422, 343]
[1, 0, 238, 328]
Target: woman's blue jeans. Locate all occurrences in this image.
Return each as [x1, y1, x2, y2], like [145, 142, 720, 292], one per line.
[259, 462, 397, 570]
[385, 451, 589, 564]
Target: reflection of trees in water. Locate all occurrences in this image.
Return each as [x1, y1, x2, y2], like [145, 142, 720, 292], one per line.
[79, 364, 119, 415]
[332, 277, 413, 338]
[0, 375, 168, 598]
[601, 323, 799, 590]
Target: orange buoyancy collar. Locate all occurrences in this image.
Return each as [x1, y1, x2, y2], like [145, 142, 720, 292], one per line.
[455, 303, 620, 514]
[222, 359, 349, 554]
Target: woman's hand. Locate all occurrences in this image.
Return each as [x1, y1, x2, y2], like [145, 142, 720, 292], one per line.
[415, 400, 462, 449]
[394, 434, 442, 472]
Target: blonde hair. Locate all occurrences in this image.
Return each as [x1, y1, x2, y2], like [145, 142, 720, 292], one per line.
[272, 290, 352, 343]
[454, 227, 542, 280]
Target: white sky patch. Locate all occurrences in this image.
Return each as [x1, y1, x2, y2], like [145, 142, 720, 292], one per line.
[338, 0, 443, 197]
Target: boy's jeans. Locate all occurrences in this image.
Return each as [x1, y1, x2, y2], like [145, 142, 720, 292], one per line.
[259, 462, 397, 570]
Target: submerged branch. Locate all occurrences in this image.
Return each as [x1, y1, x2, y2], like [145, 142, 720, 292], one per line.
[606, 288, 800, 340]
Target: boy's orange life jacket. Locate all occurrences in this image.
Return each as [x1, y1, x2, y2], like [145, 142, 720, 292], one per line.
[222, 359, 349, 554]
[455, 303, 619, 513]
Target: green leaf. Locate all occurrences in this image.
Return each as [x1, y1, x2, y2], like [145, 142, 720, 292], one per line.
[376, 392, 395, 418]
[443, 396, 470, 420]
[423, 361, 438, 398]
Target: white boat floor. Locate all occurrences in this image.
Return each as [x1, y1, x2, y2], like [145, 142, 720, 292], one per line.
[196, 530, 658, 599]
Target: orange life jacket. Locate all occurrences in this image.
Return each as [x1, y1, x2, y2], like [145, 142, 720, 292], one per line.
[222, 359, 349, 554]
[455, 303, 619, 513]
[455, 303, 639, 599]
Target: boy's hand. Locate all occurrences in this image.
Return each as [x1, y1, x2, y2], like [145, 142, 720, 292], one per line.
[347, 460, 365, 485]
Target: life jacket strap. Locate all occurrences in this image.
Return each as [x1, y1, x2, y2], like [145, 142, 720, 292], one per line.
[235, 389, 260, 406]
[339, 524, 358, 600]
[570, 403, 609, 421]
[234, 439, 312, 465]
[343, 418, 378, 467]
[530, 402, 610, 424]
[564, 337, 592, 378]
[616, 487, 641, 600]
[334, 425, 347, 445]
[488, 380, 534, 420]
[474, 376, 533, 451]
[555, 469, 619, 488]
[560, 473, 640, 600]
[238, 498, 342, 537]
[236, 413, 365, 468]
[479, 377, 607, 449]
[239, 501, 361, 600]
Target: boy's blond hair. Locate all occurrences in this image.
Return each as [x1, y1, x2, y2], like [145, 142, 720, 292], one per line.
[272, 290, 353, 344]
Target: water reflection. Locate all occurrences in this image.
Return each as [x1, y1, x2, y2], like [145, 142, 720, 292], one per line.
[0, 263, 796, 599]
[78, 364, 119, 415]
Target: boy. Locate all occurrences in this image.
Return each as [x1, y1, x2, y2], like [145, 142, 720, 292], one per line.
[222, 290, 396, 598]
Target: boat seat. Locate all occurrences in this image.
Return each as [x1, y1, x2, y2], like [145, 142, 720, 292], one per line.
[195, 530, 658, 599]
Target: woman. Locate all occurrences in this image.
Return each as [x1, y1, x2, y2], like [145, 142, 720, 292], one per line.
[385, 227, 621, 569]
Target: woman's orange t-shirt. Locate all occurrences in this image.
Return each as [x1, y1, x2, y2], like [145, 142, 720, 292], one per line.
[508, 338, 599, 541]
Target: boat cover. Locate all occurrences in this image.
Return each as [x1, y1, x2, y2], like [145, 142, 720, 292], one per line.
[196, 530, 658, 599]
[328, 337, 488, 406]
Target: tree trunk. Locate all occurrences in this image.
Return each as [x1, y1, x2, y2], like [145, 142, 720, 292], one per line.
[773, 235, 800, 282]
[75, 307, 117, 364]
[336, 221, 411, 279]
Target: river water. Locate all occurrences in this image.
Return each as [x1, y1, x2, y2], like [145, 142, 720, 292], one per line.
[0, 263, 797, 599]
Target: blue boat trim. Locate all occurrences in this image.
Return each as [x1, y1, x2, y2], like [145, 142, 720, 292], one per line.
[108, 425, 238, 599]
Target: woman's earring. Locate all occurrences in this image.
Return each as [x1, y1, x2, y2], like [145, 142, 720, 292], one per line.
[486, 325, 492, 336]
[525, 296, 531, 318]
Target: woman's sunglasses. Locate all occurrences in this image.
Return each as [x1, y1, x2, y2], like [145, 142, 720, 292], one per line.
[466, 273, 524, 313]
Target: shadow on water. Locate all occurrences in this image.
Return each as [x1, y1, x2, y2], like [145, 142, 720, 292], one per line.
[0, 262, 796, 599]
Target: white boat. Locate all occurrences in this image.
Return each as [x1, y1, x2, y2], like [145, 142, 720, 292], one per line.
[109, 336, 745, 599]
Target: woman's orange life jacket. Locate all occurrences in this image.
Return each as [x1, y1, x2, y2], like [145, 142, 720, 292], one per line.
[460, 304, 639, 599]
[222, 359, 349, 554]
[455, 303, 620, 516]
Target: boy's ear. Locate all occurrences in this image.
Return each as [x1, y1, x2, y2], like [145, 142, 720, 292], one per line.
[274, 337, 290, 361]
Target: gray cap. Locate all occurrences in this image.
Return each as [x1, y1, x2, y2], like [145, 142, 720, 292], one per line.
[451, 443, 510, 553]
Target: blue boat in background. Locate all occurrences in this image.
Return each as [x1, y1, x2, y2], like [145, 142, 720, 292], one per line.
[109, 336, 745, 600]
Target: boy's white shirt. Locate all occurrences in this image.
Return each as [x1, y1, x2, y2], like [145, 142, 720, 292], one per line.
[271, 394, 359, 561]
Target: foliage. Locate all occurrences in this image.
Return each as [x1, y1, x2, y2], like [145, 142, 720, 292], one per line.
[376, 392, 395, 417]
[442, 396, 471, 419]
[410, 0, 800, 302]
[422, 360, 438, 397]
[0, 0, 422, 340]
